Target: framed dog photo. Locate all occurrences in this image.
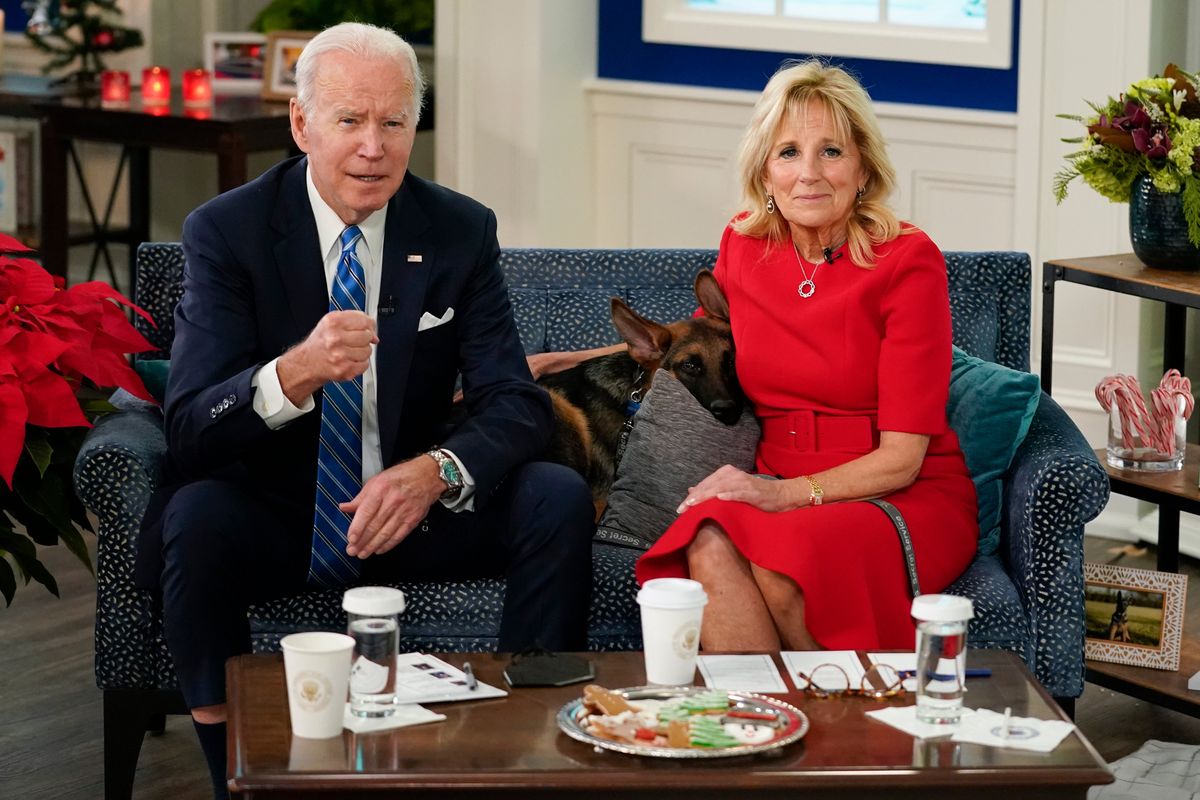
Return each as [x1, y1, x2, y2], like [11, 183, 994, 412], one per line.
[1084, 562, 1187, 670]
[203, 32, 267, 94]
[261, 30, 316, 102]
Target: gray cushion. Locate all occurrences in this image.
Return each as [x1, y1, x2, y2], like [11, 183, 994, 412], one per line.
[596, 369, 760, 550]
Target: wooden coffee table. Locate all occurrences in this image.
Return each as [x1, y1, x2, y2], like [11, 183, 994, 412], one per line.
[226, 650, 1112, 799]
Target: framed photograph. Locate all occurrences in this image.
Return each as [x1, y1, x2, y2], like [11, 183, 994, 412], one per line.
[262, 30, 316, 102]
[1084, 562, 1188, 670]
[204, 32, 267, 94]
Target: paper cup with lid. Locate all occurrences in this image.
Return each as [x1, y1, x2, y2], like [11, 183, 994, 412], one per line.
[637, 578, 708, 685]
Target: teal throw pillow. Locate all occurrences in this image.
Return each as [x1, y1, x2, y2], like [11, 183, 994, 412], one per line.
[946, 345, 1040, 557]
[133, 358, 170, 404]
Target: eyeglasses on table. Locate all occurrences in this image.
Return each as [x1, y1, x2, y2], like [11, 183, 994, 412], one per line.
[792, 662, 907, 700]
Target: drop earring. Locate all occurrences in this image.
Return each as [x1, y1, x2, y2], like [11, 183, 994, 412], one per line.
[855, 187, 865, 206]
[766, 194, 775, 214]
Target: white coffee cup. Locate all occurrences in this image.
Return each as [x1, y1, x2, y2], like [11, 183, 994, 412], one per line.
[281, 631, 355, 738]
[637, 578, 708, 685]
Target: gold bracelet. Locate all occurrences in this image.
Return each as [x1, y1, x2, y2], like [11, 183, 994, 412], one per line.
[802, 475, 824, 506]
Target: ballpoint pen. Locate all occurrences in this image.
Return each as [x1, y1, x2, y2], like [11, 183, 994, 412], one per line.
[1000, 706, 1012, 740]
[463, 661, 478, 691]
[898, 668, 992, 681]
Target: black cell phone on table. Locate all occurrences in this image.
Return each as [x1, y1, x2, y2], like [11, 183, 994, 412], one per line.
[503, 652, 596, 687]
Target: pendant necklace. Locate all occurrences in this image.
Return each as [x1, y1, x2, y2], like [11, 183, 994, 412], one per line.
[792, 242, 821, 299]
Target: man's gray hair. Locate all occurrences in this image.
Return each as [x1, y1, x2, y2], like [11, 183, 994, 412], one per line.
[294, 22, 424, 125]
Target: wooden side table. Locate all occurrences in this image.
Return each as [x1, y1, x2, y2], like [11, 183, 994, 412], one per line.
[0, 74, 62, 249]
[1042, 253, 1200, 573]
[1089, 444, 1200, 716]
[1042, 253, 1200, 716]
[34, 93, 296, 295]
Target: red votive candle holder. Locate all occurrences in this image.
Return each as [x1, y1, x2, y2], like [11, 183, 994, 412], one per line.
[182, 68, 212, 107]
[141, 66, 171, 106]
[100, 70, 130, 106]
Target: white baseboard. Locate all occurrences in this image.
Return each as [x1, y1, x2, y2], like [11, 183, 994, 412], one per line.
[1131, 508, 1200, 561]
[1085, 506, 1143, 544]
[1087, 503, 1200, 560]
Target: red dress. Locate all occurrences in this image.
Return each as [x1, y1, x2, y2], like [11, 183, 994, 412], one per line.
[635, 224, 978, 650]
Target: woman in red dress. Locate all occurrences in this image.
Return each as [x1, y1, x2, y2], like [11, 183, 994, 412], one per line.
[634, 61, 979, 652]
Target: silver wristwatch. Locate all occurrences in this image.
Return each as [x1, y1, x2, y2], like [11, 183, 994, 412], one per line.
[426, 448, 464, 501]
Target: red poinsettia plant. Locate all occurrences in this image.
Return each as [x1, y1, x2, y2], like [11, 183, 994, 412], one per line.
[0, 232, 154, 606]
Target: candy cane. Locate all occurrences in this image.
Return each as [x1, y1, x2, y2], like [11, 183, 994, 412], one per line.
[1097, 372, 1194, 458]
[1159, 370, 1193, 418]
[1149, 370, 1194, 456]
[1096, 374, 1150, 451]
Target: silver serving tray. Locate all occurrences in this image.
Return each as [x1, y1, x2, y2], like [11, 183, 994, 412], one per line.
[557, 685, 809, 759]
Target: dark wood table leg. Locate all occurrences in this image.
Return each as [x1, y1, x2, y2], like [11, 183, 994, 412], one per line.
[1159, 302, 1186, 572]
[1163, 302, 1187, 374]
[1040, 263, 1059, 394]
[1158, 505, 1181, 573]
[217, 133, 248, 194]
[127, 147, 149, 301]
[38, 117, 68, 279]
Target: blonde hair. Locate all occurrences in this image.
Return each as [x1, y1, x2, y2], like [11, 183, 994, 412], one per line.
[734, 60, 901, 267]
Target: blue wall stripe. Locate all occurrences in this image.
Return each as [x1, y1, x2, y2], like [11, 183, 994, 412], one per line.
[597, 0, 1020, 112]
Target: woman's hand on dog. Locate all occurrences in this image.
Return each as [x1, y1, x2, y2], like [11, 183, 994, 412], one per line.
[529, 345, 626, 379]
[677, 465, 806, 513]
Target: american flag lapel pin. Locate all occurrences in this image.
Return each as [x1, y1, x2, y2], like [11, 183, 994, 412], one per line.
[407, 254, 423, 263]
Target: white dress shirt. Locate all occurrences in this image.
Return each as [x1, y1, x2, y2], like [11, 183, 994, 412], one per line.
[249, 166, 476, 510]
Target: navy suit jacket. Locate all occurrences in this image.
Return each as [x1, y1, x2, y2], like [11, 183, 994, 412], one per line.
[134, 155, 552, 587]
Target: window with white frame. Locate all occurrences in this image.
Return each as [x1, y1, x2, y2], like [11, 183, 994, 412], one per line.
[643, 0, 1011, 69]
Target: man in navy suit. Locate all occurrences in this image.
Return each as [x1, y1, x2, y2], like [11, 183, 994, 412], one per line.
[154, 22, 593, 798]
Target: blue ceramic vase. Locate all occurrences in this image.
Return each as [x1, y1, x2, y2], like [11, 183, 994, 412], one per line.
[1129, 174, 1200, 270]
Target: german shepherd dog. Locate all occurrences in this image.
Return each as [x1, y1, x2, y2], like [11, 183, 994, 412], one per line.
[1108, 591, 1131, 642]
[537, 270, 743, 513]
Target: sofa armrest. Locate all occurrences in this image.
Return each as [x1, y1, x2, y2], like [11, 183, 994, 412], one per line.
[74, 408, 166, 522]
[73, 408, 171, 690]
[1001, 392, 1109, 697]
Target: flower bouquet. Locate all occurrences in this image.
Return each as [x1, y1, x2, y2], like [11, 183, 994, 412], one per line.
[0, 232, 154, 606]
[1054, 63, 1200, 249]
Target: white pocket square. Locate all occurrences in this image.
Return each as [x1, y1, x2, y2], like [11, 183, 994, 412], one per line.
[417, 307, 455, 331]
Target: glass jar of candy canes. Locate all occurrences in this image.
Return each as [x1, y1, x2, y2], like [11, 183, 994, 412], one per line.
[1098, 370, 1192, 472]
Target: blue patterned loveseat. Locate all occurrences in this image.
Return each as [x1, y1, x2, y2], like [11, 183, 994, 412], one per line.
[76, 245, 1107, 799]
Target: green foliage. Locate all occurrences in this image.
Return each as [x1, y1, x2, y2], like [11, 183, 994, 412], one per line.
[24, 0, 144, 83]
[1078, 148, 1142, 203]
[251, 0, 435, 42]
[1052, 167, 1079, 204]
[0, 425, 96, 606]
[1183, 176, 1200, 247]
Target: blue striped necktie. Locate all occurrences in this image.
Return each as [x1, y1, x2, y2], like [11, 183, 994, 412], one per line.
[308, 225, 367, 588]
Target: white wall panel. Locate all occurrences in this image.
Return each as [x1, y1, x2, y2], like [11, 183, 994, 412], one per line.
[628, 145, 732, 248]
[909, 172, 1014, 251]
[590, 79, 1018, 254]
[436, 0, 596, 247]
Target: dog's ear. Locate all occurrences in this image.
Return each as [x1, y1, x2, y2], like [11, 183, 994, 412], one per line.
[611, 298, 672, 363]
[694, 270, 730, 322]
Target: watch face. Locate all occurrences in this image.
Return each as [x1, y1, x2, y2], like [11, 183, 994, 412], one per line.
[432, 450, 462, 490]
[441, 459, 462, 487]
